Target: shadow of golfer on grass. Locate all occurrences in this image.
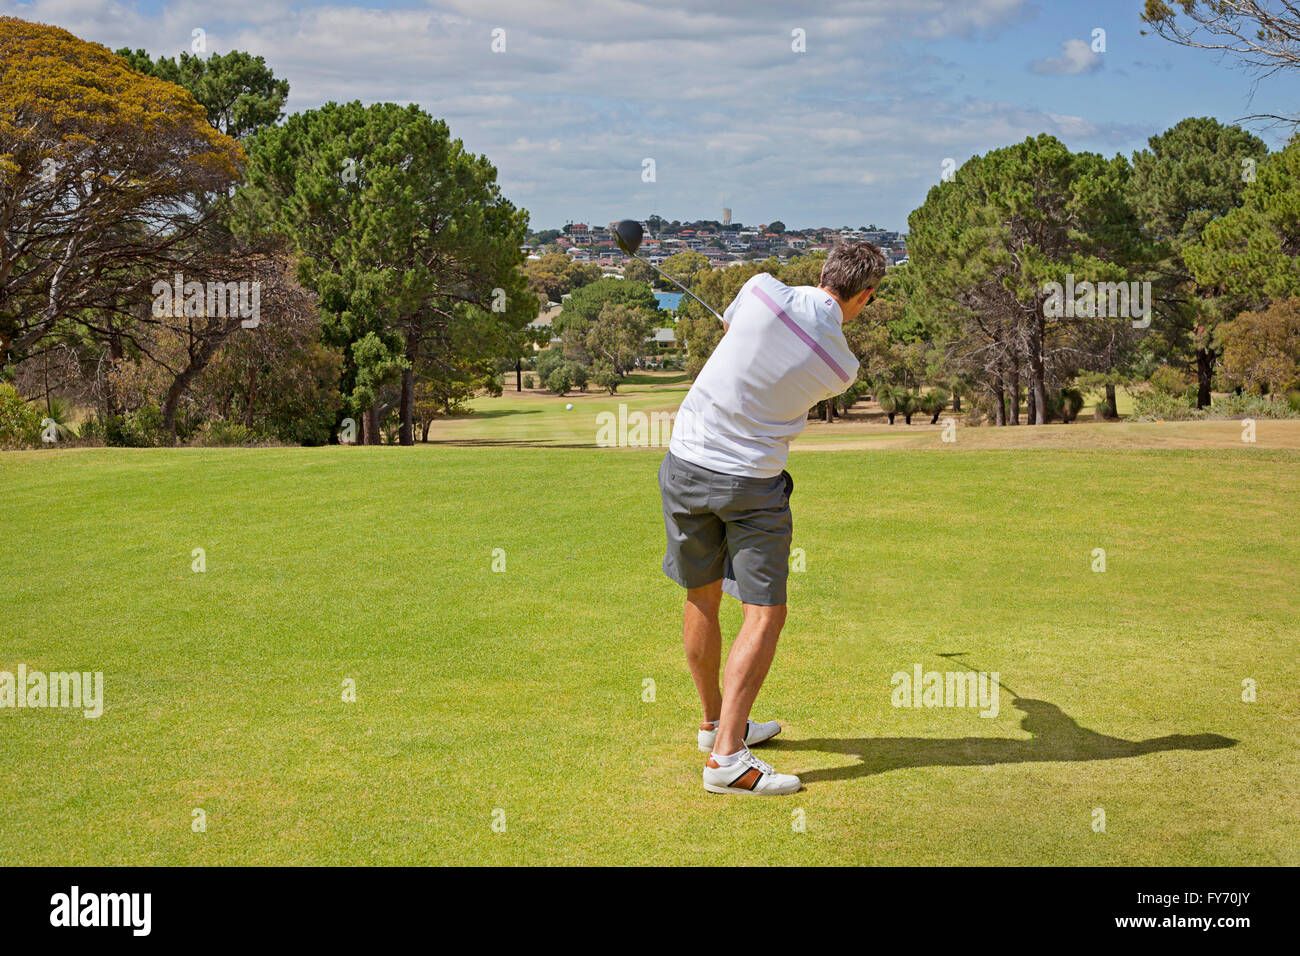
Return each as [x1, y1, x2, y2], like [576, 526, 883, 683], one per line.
[775, 660, 1237, 784]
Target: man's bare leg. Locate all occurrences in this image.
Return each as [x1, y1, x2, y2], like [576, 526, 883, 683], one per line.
[683, 580, 724, 723]
[714, 603, 787, 755]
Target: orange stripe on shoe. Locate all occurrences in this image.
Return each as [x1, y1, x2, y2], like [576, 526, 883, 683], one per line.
[730, 768, 762, 790]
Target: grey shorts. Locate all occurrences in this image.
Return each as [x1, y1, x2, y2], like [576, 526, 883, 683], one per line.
[658, 450, 794, 606]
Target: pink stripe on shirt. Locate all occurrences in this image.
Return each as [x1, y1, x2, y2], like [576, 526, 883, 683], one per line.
[749, 285, 852, 382]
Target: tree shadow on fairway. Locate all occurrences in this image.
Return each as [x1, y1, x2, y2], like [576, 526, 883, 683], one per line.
[778, 697, 1237, 784]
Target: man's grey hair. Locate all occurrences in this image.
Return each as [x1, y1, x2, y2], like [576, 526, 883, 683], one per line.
[819, 242, 888, 301]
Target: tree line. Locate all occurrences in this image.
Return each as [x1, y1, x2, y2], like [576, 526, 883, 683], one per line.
[0, 17, 535, 447]
[5, 7, 1300, 447]
[674, 119, 1300, 425]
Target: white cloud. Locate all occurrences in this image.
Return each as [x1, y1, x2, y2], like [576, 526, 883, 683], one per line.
[1030, 38, 1103, 76]
[0, 0, 1151, 228]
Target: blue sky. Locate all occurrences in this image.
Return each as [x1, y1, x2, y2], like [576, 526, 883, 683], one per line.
[7, 0, 1299, 231]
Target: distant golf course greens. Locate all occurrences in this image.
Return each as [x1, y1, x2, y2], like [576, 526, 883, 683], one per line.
[2, 422, 1296, 864]
[417, 372, 689, 446]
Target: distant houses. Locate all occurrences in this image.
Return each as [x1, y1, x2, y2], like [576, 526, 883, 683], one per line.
[522, 220, 907, 360]
[647, 326, 677, 351]
[527, 301, 565, 349]
[524, 219, 908, 271]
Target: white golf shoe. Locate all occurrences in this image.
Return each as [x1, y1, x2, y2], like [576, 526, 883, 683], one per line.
[697, 718, 782, 753]
[702, 748, 801, 795]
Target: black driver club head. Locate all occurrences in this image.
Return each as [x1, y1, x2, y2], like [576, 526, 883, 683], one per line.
[613, 219, 643, 256]
[610, 216, 724, 321]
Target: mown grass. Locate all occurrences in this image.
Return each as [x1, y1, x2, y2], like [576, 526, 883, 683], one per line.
[1, 441, 1295, 865]
[429, 378, 1300, 453]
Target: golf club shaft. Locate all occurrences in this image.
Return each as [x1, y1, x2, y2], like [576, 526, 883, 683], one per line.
[941, 653, 1020, 698]
[632, 252, 725, 323]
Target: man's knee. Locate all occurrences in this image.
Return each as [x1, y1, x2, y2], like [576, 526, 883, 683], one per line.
[686, 579, 723, 615]
[743, 602, 787, 630]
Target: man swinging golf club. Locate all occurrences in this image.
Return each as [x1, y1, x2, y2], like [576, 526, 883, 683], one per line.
[658, 241, 887, 795]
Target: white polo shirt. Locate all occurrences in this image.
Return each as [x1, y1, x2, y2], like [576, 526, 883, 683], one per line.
[669, 272, 860, 478]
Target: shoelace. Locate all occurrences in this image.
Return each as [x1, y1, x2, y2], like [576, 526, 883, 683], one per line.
[743, 751, 776, 776]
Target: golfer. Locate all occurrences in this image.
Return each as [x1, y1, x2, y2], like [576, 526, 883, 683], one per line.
[659, 242, 887, 795]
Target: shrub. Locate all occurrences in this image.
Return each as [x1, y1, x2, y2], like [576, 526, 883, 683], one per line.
[545, 367, 572, 395]
[877, 384, 899, 424]
[1209, 391, 1300, 419]
[76, 415, 107, 442]
[172, 407, 207, 444]
[895, 389, 919, 425]
[39, 396, 79, 441]
[591, 366, 620, 394]
[1147, 365, 1196, 402]
[1130, 388, 1300, 421]
[534, 348, 567, 382]
[125, 406, 167, 446]
[191, 420, 260, 446]
[1218, 299, 1300, 397]
[0, 382, 42, 446]
[1059, 386, 1085, 423]
[919, 388, 949, 424]
[534, 351, 591, 392]
[1130, 389, 1201, 422]
[81, 406, 169, 446]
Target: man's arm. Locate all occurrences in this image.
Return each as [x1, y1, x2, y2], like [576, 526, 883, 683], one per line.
[720, 276, 754, 334]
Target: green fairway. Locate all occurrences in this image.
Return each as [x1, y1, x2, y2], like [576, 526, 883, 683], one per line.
[422, 376, 688, 446]
[427, 380, 1296, 454]
[1, 443, 1297, 865]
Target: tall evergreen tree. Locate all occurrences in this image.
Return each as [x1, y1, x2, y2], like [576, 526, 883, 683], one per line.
[234, 101, 534, 444]
[1128, 117, 1268, 405]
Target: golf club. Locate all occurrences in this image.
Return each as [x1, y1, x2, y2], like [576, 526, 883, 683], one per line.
[937, 652, 1021, 699]
[613, 219, 725, 323]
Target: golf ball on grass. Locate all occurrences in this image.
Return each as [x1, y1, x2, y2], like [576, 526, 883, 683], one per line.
[565, 403, 573, 410]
